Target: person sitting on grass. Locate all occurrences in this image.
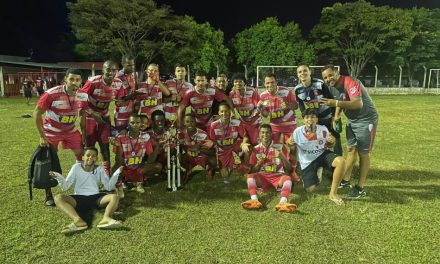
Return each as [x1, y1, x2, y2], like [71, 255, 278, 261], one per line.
[288, 108, 345, 205]
[50, 147, 123, 234]
[242, 124, 297, 213]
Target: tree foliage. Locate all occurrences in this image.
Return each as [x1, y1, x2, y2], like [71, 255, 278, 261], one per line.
[232, 17, 315, 75]
[67, 0, 172, 62]
[161, 16, 229, 76]
[311, 0, 414, 78]
[376, 8, 440, 85]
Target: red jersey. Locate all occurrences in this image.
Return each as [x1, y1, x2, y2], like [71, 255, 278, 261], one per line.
[181, 87, 225, 125]
[115, 132, 154, 169]
[164, 79, 193, 120]
[115, 69, 136, 94]
[136, 82, 164, 119]
[249, 142, 289, 175]
[229, 86, 260, 125]
[37, 85, 81, 136]
[259, 86, 297, 128]
[77, 75, 117, 117]
[180, 128, 209, 158]
[113, 81, 134, 131]
[209, 119, 246, 152]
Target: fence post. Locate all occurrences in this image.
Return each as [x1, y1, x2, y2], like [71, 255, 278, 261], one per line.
[187, 65, 190, 82]
[244, 65, 247, 80]
[422, 66, 427, 88]
[398, 65, 402, 88]
[374, 65, 378, 88]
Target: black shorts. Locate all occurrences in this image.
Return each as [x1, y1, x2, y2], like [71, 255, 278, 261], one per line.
[71, 193, 106, 211]
[24, 89, 32, 98]
[318, 117, 340, 139]
[301, 150, 337, 188]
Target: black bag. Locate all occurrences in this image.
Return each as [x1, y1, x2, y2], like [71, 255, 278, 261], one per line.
[28, 145, 61, 200]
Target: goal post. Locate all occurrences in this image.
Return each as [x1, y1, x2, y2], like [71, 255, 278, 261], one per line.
[256, 65, 340, 88]
[427, 69, 440, 88]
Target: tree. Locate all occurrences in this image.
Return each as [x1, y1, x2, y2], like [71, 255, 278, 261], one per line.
[376, 8, 440, 86]
[160, 16, 229, 76]
[232, 17, 315, 75]
[310, 1, 414, 78]
[67, 0, 173, 62]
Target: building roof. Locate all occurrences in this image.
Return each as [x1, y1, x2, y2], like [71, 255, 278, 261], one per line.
[0, 55, 101, 70]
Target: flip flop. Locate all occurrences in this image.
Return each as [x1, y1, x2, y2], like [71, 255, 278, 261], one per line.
[329, 197, 345, 206]
[97, 219, 123, 230]
[61, 223, 88, 235]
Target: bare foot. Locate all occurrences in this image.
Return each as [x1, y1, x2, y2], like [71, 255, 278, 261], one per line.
[329, 195, 345, 206]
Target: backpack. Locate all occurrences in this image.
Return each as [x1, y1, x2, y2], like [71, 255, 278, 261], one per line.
[28, 145, 61, 200]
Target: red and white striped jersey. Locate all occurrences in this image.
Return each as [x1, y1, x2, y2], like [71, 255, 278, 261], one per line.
[293, 125, 329, 169]
[164, 79, 193, 121]
[181, 87, 225, 125]
[113, 83, 134, 131]
[115, 70, 136, 94]
[249, 142, 289, 174]
[180, 128, 209, 158]
[229, 86, 260, 125]
[37, 85, 81, 136]
[114, 132, 154, 169]
[77, 75, 117, 117]
[136, 82, 164, 119]
[259, 86, 297, 128]
[209, 119, 245, 152]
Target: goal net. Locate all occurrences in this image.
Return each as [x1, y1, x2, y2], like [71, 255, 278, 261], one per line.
[255, 65, 340, 88]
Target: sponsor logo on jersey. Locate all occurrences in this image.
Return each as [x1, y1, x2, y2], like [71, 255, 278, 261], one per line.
[220, 138, 234, 146]
[126, 156, 143, 166]
[271, 110, 285, 119]
[195, 107, 210, 115]
[142, 98, 158, 107]
[59, 114, 77, 124]
[350, 86, 357, 94]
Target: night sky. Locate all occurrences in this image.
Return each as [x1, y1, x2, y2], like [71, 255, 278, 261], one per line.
[1, 0, 439, 61]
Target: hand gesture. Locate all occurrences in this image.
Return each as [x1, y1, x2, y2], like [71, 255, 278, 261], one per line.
[202, 139, 214, 149]
[240, 142, 251, 153]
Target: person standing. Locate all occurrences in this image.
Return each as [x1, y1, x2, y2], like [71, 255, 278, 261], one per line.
[178, 72, 235, 132]
[320, 65, 378, 198]
[135, 63, 171, 120]
[294, 64, 342, 156]
[164, 64, 193, 123]
[34, 68, 84, 206]
[113, 55, 137, 133]
[258, 73, 300, 181]
[23, 78, 34, 105]
[77, 60, 119, 177]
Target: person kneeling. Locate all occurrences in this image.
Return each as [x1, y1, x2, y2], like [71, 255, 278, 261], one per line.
[242, 124, 296, 213]
[50, 147, 123, 235]
[289, 108, 345, 205]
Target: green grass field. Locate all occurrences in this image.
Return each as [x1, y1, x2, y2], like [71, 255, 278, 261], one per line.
[1, 95, 439, 263]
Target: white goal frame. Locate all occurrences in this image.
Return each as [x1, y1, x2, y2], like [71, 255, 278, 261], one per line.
[256, 65, 340, 88]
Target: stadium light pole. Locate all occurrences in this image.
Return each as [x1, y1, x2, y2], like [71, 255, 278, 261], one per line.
[422, 66, 427, 88]
[398, 65, 402, 88]
[374, 65, 378, 88]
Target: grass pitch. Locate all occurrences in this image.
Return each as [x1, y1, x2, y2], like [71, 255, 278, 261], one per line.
[0, 95, 439, 263]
